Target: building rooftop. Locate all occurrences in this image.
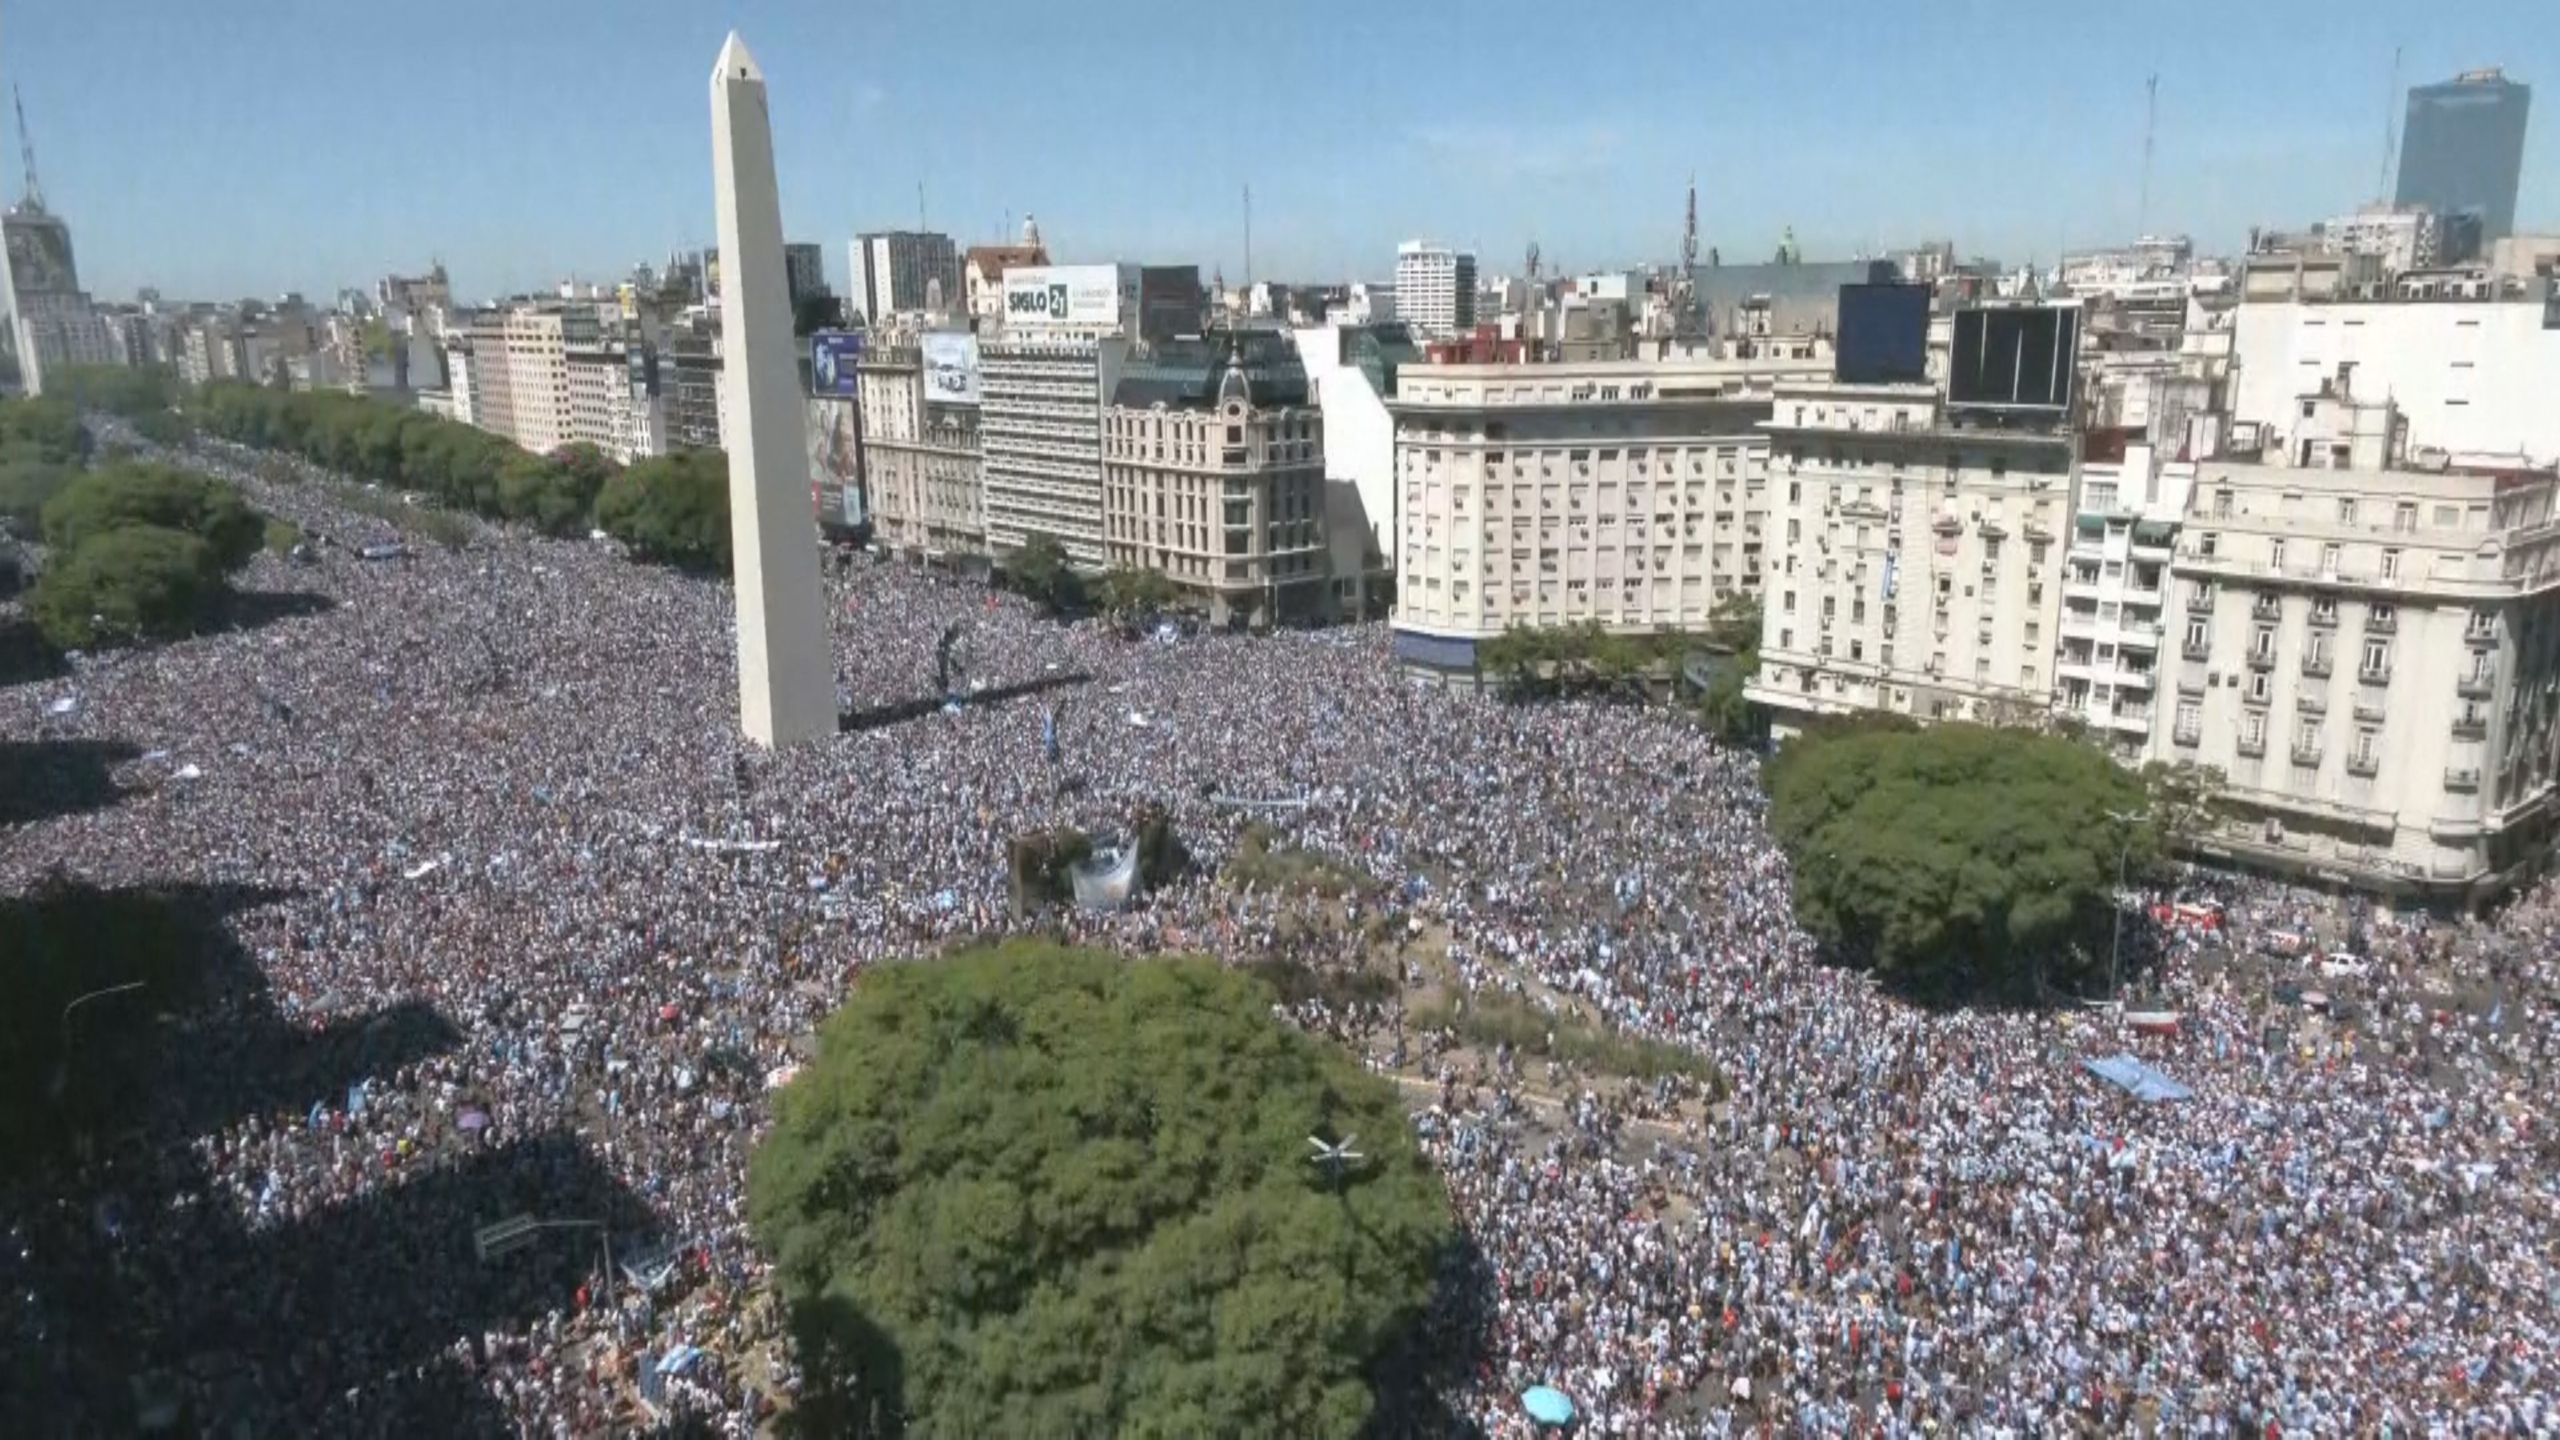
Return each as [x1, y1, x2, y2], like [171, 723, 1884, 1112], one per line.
[1111, 330, 1309, 410]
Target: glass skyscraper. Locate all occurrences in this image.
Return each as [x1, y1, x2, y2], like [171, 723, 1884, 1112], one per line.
[2394, 68, 2532, 244]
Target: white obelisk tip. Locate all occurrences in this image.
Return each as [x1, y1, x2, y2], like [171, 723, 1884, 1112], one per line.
[713, 32, 762, 85]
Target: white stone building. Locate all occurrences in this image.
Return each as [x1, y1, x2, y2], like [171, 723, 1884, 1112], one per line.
[1291, 322, 1417, 619]
[978, 334, 1128, 566]
[2155, 433, 2560, 897]
[1748, 380, 2078, 732]
[859, 340, 986, 559]
[1389, 355, 1826, 678]
[2056, 442, 2196, 758]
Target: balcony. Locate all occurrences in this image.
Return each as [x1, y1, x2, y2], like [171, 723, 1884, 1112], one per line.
[2366, 610, 2397, 635]
[2457, 673, 2495, 699]
[2452, 713, 2489, 739]
[2251, 597, 2282, 621]
[2464, 625, 2498, 648]
[2291, 744, 2324, 768]
[2246, 650, 2277, 671]
[2359, 665, 2392, 686]
[2173, 723, 2203, 747]
[2307, 607, 2340, 630]
[2346, 753, 2380, 778]
[2298, 690, 2326, 715]
[2181, 637, 2211, 662]
[2301, 652, 2333, 679]
[2238, 734, 2268, 759]
[2445, 767, 2482, 793]
[2353, 696, 2389, 723]
[2116, 667, 2156, 690]
[2116, 620, 2163, 647]
[2062, 575, 2102, 601]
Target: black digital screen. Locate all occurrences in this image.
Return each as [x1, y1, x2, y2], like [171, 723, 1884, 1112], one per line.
[1834, 283, 1931, 383]
[1949, 306, 2078, 410]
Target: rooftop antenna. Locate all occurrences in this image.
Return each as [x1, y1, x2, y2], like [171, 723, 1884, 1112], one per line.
[2137, 73, 2158, 240]
[13, 86, 44, 211]
[2378, 44, 2404, 201]
[917, 180, 927, 232]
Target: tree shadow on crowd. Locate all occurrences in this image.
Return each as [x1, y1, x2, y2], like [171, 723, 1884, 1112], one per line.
[1361, 1230, 1497, 1440]
[774, 1292, 909, 1440]
[839, 670, 1090, 736]
[0, 877, 660, 1439]
[212, 587, 338, 635]
[0, 737, 142, 826]
[0, 615, 69, 687]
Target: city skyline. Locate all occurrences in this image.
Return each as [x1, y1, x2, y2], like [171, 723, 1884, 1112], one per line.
[9, 0, 2558, 302]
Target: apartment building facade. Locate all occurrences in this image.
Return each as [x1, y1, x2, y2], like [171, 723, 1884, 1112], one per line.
[2156, 444, 2560, 895]
[1102, 335, 1327, 626]
[2054, 441, 2196, 758]
[1748, 381, 2078, 731]
[1394, 241, 1477, 340]
[1390, 355, 1827, 678]
[859, 340, 987, 559]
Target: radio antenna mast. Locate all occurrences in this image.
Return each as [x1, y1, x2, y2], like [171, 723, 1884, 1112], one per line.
[2378, 45, 2403, 200]
[2137, 74, 2158, 239]
[14, 87, 44, 211]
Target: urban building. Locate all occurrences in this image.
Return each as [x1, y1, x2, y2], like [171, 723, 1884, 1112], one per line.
[2056, 437, 2196, 758]
[1292, 322, 1421, 618]
[2395, 68, 2533, 244]
[2231, 257, 2560, 467]
[443, 337, 479, 428]
[978, 332, 1127, 565]
[1344, 283, 1397, 325]
[2156, 395, 2560, 896]
[3, 176, 117, 395]
[661, 314, 726, 451]
[1747, 379, 2079, 733]
[859, 337, 987, 559]
[1390, 353, 1827, 679]
[784, 242, 828, 309]
[2321, 205, 2452, 274]
[850, 230, 961, 323]
[964, 225, 1049, 326]
[376, 264, 451, 319]
[2490, 233, 2560, 280]
[1102, 333, 1327, 625]
[1394, 241, 1477, 339]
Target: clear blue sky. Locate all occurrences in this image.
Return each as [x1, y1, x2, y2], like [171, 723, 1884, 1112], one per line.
[9, 0, 2554, 302]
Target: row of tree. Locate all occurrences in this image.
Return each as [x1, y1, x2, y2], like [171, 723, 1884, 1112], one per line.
[183, 382, 733, 572]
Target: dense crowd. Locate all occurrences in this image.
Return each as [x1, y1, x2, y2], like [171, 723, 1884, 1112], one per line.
[5, 435, 2557, 1436]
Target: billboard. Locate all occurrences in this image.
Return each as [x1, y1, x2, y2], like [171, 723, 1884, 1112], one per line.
[1833, 282, 1930, 384]
[1136, 264, 1204, 343]
[1948, 305, 2080, 412]
[810, 330, 864, 397]
[807, 396, 867, 534]
[1001, 264, 1127, 327]
[921, 331, 981, 406]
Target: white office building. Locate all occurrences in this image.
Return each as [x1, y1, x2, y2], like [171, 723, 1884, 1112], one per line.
[1291, 322, 1419, 619]
[1389, 354, 1826, 678]
[1394, 241, 1476, 339]
[859, 339, 986, 559]
[1748, 380, 2079, 732]
[980, 334, 1129, 566]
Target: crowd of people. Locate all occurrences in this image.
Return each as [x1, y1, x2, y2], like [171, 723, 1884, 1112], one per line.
[5, 433, 2557, 1436]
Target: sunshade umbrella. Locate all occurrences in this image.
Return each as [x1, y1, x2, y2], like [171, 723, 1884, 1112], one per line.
[1522, 1385, 1576, 1427]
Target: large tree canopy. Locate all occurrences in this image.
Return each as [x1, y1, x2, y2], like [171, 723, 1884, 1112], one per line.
[750, 943, 1452, 1440]
[1764, 722, 2163, 1000]
[42, 463, 263, 573]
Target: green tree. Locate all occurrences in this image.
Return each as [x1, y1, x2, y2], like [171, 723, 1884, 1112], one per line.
[42, 463, 263, 574]
[1000, 532, 1085, 616]
[0, 457, 76, 534]
[596, 450, 730, 572]
[29, 525, 225, 648]
[1095, 565, 1179, 621]
[2139, 759, 2230, 858]
[0, 396, 89, 464]
[750, 943, 1452, 1440]
[47, 363, 182, 420]
[1764, 722, 2158, 1001]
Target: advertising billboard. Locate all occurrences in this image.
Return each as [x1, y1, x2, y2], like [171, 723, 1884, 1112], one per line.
[1948, 305, 2080, 412]
[921, 332, 981, 407]
[807, 396, 866, 535]
[810, 330, 864, 397]
[1001, 264, 1127, 328]
[1833, 282, 1931, 384]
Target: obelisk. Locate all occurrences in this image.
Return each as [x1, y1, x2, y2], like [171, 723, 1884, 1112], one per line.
[710, 33, 834, 747]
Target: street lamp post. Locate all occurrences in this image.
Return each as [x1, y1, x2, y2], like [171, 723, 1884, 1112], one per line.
[50, 980, 148, 1100]
[2104, 808, 2144, 1003]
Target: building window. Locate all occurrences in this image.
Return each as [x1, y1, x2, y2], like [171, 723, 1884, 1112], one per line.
[2241, 712, 2266, 749]
[2362, 639, 2392, 678]
[2184, 619, 2208, 650]
[2247, 671, 2271, 703]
